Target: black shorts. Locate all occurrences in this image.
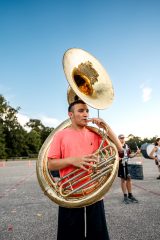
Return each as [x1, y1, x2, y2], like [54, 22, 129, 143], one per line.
[118, 160, 131, 180]
[57, 200, 110, 240]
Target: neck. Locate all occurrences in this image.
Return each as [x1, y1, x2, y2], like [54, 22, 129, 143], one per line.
[70, 123, 86, 131]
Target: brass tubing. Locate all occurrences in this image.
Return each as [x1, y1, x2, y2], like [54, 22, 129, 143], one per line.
[60, 167, 113, 197]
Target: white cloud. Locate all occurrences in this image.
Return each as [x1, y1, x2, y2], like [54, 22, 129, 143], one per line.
[114, 116, 159, 139]
[17, 113, 30, 126]
[16, 113, 30, 131]
[16, 113, 61, 129]
[41, 116, 61, 128]
[141, 86, 152, 102]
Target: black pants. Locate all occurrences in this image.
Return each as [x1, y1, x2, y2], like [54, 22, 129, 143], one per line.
[57, 200, 110, 240]
[118, 160, 130, 180]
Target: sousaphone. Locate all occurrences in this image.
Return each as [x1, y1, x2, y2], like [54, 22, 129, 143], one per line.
[36, 48, 119, 208]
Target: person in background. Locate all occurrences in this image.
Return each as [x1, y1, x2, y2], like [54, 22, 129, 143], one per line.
[118, 134, 141, 204]
[149, 137, 160, 180]
[47, 100, 122, 240]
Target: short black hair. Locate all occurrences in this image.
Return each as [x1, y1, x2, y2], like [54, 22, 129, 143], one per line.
[155, 138, 160, 146]
[68, 100, 86, 112]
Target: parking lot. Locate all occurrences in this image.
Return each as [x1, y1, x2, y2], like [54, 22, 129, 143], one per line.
[0, 157, 160, 240]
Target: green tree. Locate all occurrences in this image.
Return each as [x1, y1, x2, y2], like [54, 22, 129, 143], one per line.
[25, 130, 41, 156]
[127, 135, 141, 151]
[26, 119, 53, 146]
[0, 94, 54, 159]
[41, 126, 53, 143]
[126, 134, 158, 152]
[0, 95, 8, 158]
[0, 94, 28, 158]
[0, 122, 6, 158]
[25, 119, 44, 132]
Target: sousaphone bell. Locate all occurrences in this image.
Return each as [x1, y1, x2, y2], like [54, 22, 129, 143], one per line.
[64, 48, 114, 109]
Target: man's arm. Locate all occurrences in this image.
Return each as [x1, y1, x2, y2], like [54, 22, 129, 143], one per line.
[149, 147, 157, 160]
[48, 154, 98, 171]
[107, 126, 123, 152]
[88, 118, 123, 152]
[129, 148, 141, 158]
[48, 157, 73, 171]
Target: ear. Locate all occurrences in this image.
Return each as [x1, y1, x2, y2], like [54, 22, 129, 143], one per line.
[68, 112, 72, 118]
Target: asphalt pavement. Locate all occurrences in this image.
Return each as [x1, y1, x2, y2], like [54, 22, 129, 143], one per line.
[0, 157, 160, 240]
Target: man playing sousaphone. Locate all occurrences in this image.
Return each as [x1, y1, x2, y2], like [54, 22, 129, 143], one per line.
[48, 100, 122, 240]
[36, 47, 123, 240]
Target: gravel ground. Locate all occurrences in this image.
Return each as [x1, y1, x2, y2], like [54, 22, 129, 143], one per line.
[0, 157, 160, 240]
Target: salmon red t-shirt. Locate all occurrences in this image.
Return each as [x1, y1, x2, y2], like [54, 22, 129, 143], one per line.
[48, 127, 102, 177]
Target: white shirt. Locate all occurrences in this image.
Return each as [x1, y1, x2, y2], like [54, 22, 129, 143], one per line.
[156, 146, 160, 161]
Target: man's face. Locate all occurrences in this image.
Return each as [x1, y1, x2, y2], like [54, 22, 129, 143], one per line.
[119, 137, 125, 144]
[69, 103, 89, 127]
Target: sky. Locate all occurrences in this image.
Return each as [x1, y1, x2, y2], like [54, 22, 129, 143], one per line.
[0, 0, 160, 139]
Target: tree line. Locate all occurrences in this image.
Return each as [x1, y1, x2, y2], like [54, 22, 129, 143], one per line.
[0, 94, 53, 159]
[0, 94, 157, 159]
